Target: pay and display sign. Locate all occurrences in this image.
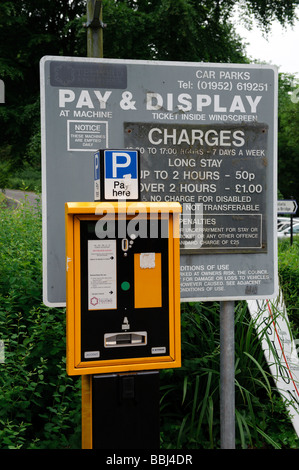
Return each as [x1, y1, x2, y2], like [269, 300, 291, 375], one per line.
[40, 56, 278, 306]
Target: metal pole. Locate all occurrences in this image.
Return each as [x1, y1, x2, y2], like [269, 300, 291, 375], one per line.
[82, 1, 104, 449]
[86, 0, 104, 58]
[220, 300, 235, 449]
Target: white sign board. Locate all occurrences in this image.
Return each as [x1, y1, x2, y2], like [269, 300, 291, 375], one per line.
[277, 200, 298, 215]
[40, 56, 278, 306]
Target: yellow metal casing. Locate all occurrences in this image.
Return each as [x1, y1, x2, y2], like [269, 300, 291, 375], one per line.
[65, 201, 181, 376]
[81, 375, 92, 449]
[134, 252, 162, 308]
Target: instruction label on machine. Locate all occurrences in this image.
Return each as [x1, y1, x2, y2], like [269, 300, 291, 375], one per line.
[88, 240, 117, 310]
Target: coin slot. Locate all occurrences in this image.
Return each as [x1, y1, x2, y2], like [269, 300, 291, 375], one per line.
[121, 238, 129, 251]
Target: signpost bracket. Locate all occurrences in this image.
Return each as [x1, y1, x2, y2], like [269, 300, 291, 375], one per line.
[84, 0, 107, 29]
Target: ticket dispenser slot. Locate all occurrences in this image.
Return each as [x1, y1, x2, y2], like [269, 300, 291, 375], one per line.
[104, 332, 147, 347]
[65, 201, 181, 376]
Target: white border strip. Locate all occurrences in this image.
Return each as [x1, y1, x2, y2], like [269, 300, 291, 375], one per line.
[247, 290, 299, 438]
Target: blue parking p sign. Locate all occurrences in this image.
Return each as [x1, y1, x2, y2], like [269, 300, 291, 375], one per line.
[104, 150, 140, 200]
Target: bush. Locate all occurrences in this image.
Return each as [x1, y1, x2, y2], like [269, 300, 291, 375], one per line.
[0, 161, 10, 190]
[7, 163, 41, 193]
[0, 198, 81, 449]
[278, 236, 299, 335]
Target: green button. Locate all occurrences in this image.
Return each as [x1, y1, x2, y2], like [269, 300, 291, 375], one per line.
[121, 281, 130, 291]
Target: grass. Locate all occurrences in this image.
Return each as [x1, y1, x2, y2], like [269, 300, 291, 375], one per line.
[160, 299, 299, 449]
[0, 161, 41, 193]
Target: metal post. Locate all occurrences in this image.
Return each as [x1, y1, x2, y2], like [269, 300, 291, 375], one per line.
[82, 3, 104, 449]
[86, 0, 105, 58]
[220, 300, 235, 449]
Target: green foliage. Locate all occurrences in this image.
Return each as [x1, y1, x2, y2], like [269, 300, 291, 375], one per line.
[159, 234, 299, 449]
[102, 0, 248, 63]
[277, 73, 299, 204]
[0, 1, 86, 163]
[6, 164, 42, 192]
[0, 199, 81, 448]
[241, 0, 298, 31]
[160, 299, 299, 449]
[160, 302, 221, 449]
[278, 236, 299, 335]
[0, 161, 10, 190]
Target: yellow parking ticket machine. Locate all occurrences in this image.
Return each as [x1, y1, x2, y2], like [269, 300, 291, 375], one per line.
[65, 201, 181, 377]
